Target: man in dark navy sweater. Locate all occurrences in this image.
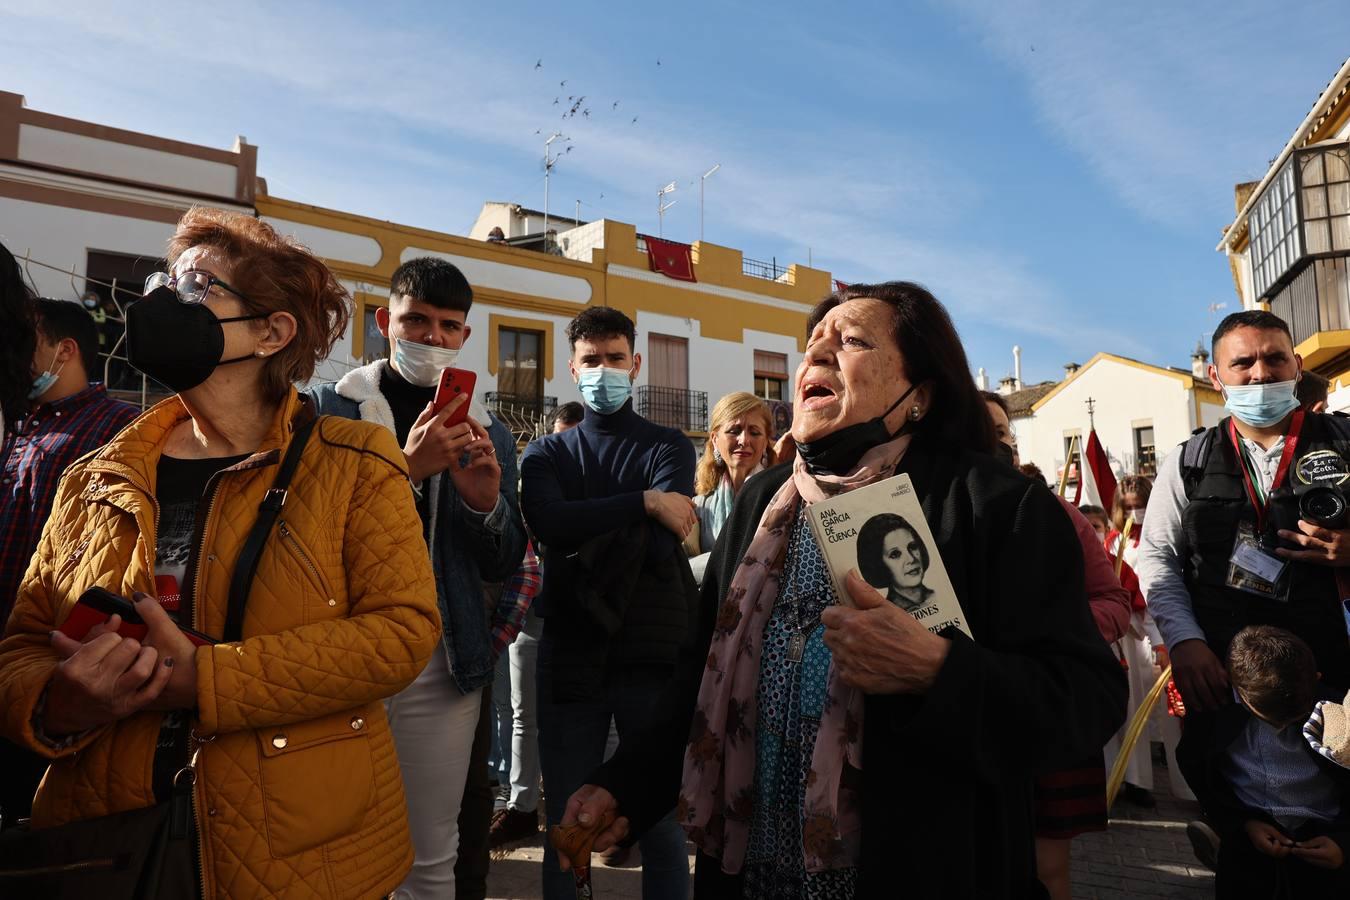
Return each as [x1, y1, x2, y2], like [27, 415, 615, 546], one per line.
[521, 306, 697, 900]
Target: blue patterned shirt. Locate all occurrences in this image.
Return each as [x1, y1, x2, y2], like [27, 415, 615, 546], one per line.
[1222, 698, 1340, 831]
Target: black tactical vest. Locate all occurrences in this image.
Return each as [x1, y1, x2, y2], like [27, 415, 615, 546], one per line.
[1179, 413, 1350, 690]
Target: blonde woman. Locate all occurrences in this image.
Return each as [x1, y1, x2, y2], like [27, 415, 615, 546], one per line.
[689, 392, 776, 559]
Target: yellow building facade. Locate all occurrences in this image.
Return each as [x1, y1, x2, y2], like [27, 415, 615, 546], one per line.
[257, 195, 832, 439]
[0, 88, 831, 438]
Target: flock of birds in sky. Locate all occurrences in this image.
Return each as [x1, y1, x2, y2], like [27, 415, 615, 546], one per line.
[529, 57, 663, 203]
[518, 55, 737, 233]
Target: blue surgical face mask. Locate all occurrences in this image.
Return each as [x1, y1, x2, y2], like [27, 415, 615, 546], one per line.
[1219, 378, 1300, 428]
[576, 366, 633, 415]
[28, 348, 65, 400]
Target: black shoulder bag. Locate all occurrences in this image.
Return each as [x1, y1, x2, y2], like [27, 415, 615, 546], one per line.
[0, 417, 320, 899]
[226, 415, 319, 642]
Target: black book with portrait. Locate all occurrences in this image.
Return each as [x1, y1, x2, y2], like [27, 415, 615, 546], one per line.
[805, 473, 972, 638]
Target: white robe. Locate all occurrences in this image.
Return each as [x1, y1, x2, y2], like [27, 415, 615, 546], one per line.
[1103, 535, 1194, 801]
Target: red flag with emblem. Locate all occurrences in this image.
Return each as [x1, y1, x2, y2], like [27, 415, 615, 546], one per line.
[644, 236, 696, 282]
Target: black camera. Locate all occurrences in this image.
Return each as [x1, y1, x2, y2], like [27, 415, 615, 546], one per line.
[1300, 485, 1349, 528]
[1267, 483, 1349, 548]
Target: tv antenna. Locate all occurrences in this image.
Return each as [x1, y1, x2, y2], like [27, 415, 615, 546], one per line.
[657, 181, 677, 238]
[543, 132, 568, 240]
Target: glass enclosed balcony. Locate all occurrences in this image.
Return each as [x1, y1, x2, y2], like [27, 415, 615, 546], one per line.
[1251, 141, 1350, 303]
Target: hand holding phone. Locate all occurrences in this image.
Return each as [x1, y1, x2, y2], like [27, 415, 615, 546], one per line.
[47, 589, 203, 734]
[60, 587, 215, 647]
[406, 368, 492, 482]
[434, 367, 478, 429]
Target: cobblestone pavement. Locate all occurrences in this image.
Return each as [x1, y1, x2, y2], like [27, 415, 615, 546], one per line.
[1071, 753, 1214, 900]
[486, 833, 676, 899]
[485, 754, 1215, 899]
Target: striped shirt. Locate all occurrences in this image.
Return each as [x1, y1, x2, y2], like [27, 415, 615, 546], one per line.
[0, 383, 139, 625]
[490, 541, 541, 657]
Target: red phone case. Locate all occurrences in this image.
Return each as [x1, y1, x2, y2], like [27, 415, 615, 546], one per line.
[434, 367, 477, 428]
[59, 587, 215, 647]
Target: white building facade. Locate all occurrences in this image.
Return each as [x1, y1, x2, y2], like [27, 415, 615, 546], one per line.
[0, 90, 256, 310]
[1012, 353, 1225, 488]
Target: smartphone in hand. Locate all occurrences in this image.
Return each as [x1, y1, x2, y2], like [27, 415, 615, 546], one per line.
[434, 367, 478, 428]
[59, 587, 216, 647]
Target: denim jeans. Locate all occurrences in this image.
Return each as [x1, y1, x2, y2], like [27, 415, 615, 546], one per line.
[489, 657, 509, 789]
[491, 608, 542, 812]
[537, 650, 689, 900]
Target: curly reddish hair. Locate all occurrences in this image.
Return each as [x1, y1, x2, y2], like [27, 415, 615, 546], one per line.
[166, 207, 351, 402]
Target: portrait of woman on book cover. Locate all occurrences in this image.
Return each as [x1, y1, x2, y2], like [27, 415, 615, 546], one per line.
[857, 512, 934, 612]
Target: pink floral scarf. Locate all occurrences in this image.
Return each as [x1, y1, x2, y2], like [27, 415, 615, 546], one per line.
[676, 434, 911, 874]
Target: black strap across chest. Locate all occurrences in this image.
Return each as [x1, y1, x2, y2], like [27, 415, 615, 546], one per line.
[224, 416, 319, 643]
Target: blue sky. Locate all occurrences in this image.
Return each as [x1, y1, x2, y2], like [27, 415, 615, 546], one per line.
[3, 0, 1346, 384]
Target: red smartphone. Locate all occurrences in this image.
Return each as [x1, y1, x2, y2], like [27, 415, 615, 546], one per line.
[59, 587, 216, 647]
[433, 367, 478, 428]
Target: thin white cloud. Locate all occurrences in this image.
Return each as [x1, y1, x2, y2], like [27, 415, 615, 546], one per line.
[940, 0, 1344, 230]
[1, 0, 1138, 370]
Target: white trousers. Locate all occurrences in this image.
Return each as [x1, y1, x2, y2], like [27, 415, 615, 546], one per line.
[386, 648, 482, 900]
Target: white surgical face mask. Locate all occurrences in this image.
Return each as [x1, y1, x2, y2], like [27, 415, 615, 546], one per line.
[391, 336, 459, 387]
[1124, 507, 1146, 527]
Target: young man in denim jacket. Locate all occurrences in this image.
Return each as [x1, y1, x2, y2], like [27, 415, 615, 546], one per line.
[310, 258, 526, 898]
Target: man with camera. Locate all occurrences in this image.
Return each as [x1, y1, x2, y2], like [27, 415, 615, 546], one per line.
[1137, 309, 1350, 870]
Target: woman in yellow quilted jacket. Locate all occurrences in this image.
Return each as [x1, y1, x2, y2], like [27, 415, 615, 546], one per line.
[0, 208, 443, 898]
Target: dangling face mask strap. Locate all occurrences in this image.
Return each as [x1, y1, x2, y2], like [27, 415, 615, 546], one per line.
[28, 342, 69, 400]
[881, 382, 919, 438]
[42, 343, 67, 380]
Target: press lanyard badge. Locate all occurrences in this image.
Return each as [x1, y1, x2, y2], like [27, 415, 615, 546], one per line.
[1224, 411, 1303, 600]
[1226, 521, 1287, 599]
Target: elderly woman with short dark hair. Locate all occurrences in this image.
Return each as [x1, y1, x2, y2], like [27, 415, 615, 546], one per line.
[558, 281, 1127, 899]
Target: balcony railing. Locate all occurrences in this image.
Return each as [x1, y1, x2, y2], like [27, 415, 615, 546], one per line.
[486, 392, 556, 419]
[485, 392, 558, 443]
[1269, 256, 1350, 347]
[742, 255, 793, 284]
[636, 385, 708, 432]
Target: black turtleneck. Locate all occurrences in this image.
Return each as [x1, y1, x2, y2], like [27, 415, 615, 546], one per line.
[520, 398, 695, 555]
[380, 363, 437, 448]
[380, 363, 436, 536]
